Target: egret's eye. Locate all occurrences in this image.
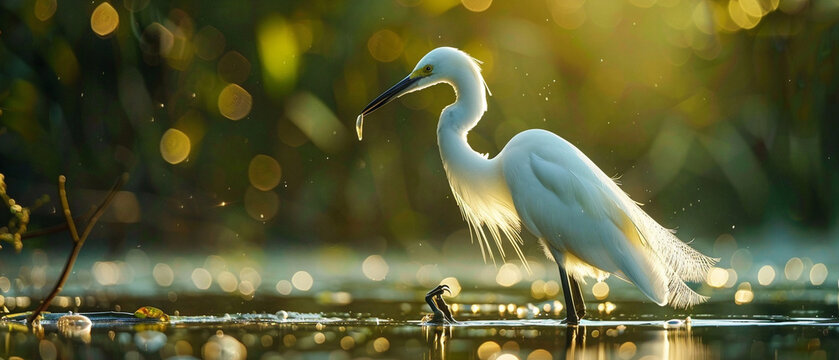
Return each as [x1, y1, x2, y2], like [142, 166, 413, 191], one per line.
[424, 65, 433, 73]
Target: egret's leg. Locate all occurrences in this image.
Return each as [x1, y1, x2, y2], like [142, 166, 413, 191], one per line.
[557, 264, 579, 325]
[425, 285, 447, 314]
[569, 277, 586, 320]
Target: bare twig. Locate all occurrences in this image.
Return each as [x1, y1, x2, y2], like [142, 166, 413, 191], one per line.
[28, 173, 128, 323]
[21, 211, 94, 240]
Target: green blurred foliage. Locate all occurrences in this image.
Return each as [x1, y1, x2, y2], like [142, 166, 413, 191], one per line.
[0, 0, 838, 256]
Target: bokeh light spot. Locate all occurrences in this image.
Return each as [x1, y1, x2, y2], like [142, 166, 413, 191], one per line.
[34, 0, 57, 21]
[810, 263, 828, 286]
[218, 84, 253, 121]
[291, 271, 313, 291]
[548, 0, 587, 29]
[367, 29, 404, 62]
[734, 282, 754, 304]
[91, 2, 119, 37]
[462, 0, 492, 12]
[159, 128, 191, 164]
[728, 0, 761, 29]
[724, 268, 739, 288]
[275, 280, 292, 295]
[244, 186, 279, 221]
[361, 255, 389, 281]
[592, 281, 610, 300]
[191, 268, 212, 290]
[248, 155, 282, 191]
[218, 51, 252, 84]
[757, 265, 775, 286]
[784, 257, 804, 280]
[194, 26, 226, 60]
[477, 341, 501, 360]
[257, 15, 298, 93]
[543, 280, 560, 297]
[217, 271, 238, 293]
[152, 263, 174, 287]
[0, 277, 11, 293]
[373, 337, 390, 352]
[496, 263, 521, 287]
[706, 267, 728, 288]
[340, 336, 355, 350]
[618, 342, 637, 359]
[202, 335, 246, 360]
[527, 349, 553, 360]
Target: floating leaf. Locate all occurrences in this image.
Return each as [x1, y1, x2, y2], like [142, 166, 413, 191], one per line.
[134, 306, 170, 321]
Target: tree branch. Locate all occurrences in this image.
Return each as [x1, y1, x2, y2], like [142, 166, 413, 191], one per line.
[28, 173, 128, 323]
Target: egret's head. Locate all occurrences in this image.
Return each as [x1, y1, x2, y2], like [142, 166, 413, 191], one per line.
[356, 47, 488, 140]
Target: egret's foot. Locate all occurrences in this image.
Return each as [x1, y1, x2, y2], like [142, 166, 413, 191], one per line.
[576, 308, 586, 321]
[560, 312, 580, 326]
[425, 284, 451, 299]
[423, 284, 456, 324]
[560, 318, 580, 326]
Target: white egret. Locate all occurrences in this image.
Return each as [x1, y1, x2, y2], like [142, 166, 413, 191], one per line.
[357, 47, 717, 324]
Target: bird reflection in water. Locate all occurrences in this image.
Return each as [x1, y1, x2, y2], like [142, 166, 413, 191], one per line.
[419, 320, 708, 359]
[572, 321, 708, 359]
[423, 323, 452, 360]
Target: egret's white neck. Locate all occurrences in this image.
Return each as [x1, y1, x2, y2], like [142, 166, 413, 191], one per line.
[437, 66, 489, 169]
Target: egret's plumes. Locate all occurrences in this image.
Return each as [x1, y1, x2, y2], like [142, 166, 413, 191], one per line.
[358, 47, 716, 313]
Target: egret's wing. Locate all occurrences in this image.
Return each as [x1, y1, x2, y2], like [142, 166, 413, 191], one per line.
[501, 130, 715, 308]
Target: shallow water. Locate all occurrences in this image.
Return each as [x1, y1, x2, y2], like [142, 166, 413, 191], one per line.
[2, 297, 838, 360]
[1, 247, 838, 359]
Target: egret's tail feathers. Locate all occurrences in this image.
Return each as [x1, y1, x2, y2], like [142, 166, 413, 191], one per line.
[632, 211, 719, 283]
[667, 275, 710, 308]
[625, 205, 717, 308]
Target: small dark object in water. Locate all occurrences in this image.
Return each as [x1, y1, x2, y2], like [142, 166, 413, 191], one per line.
[424, 284, 456, 324]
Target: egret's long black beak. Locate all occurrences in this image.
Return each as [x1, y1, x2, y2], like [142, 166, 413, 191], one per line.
[356, 75, 420, 141]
